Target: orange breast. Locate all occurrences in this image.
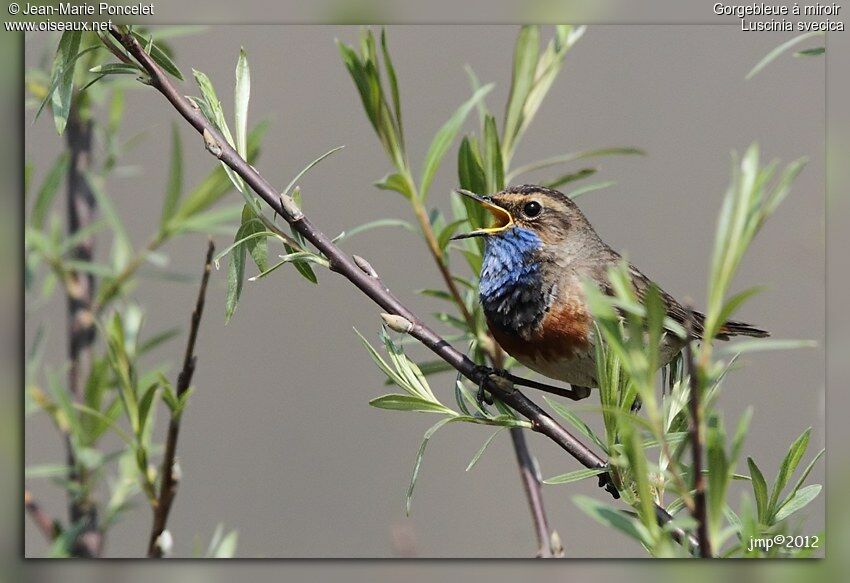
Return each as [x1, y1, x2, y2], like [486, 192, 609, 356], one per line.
[488, 298, 592, 363]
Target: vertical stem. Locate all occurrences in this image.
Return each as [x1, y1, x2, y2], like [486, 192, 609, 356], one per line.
[65, 106, 102, 558]
[148, 240, 214, 558]
[685, 313, 711, 558]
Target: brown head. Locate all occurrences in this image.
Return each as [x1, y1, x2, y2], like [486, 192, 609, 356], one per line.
[453, 185, 608, 260]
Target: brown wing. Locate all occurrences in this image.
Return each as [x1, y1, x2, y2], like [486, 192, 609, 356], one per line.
[597, 262, 768, 340]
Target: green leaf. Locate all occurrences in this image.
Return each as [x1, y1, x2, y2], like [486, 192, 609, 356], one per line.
[374, 172, 413, 199]
[573, 495, 653, 547]
[719, 338, 816, 356]
[282, 145, 345, 199]
[31, 153, 69, 229]
[543, 167, 597, 189]
[502, 26, 540, 158]
[507, 147, 644, 182]
[206, 525, 239, 558]
[407, 417, 455, 515]
[567, 181, 616, 200]
[35, 44, 101, 126]
[747, 457, 769, 523]
[26, 464, 71, 479]
[193, 68, 243, 193]
[131, 30, 184, 80]
[369, 394, 452, 414]
[88, 63, 143, 76]
[747, 31, 824, 79]
[543, 396, 608, 453]
[240, 206, 269, 271]
[419, 83, 494, 200]
[465, 428, 506, 471]
[768, 427, 811, 518]
[457, 136, 487, 199]
[334, 218, 415, 242]
[780, 448, 824, 511]
[234, 47, 251, 159]
[50, 31, 83, 134]
[160, 124, 183, 228]
[225, 229, 247, 324]
[544, 467, 607, 485]
[774, 484, 821, 522]
[483, 115, 504, 192]
[380, 28, 403, 145]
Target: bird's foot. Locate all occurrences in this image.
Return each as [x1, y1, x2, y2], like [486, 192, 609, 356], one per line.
[472, 364, 501, 407]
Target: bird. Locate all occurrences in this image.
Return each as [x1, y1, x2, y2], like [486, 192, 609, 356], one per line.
[452, 184, 768, 398]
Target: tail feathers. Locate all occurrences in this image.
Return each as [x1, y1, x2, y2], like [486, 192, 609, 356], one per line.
[692, 312, 769, 340]
[718, 318, 769, 339]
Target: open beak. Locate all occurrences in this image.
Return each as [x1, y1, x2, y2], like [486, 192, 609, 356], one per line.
[450, 189, 514, 240]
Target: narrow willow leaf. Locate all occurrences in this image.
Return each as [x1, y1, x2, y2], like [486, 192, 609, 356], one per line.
[774, 484, 821, 522]
[35, 44, 101, 125]
[51, 31, 83, 134]
[193, 68, 243, 193]
[544, 167, 597, 189]
[768, 427, 811, 518]
[543, 396, 608, 453]
[719, 338, 816, 356]
[88, 63, 143, 75]
[573, 495, 653, 547]
[465, 428, 506, 471]
[131, 30, 184, 80]
[26, 464, 71, 479]
[747, 31, 824, 79]
[281, 146, 345, 199]
[225, 229, 247, 323]
[374, 172, 413, 199]
[369, 394, 452, 414]
[234, 48, 250, 159]
[160, 124, 183, 228]
[747, 457, 769, 523]
[483, 115, 504, 192]
[544, 467, 607, 485]
[567, 181, 616, 200]
[240, 206, 269, 272]
[502, 25, 540, 158]
[507, 147, 644, 182]
[780, 448, 825, 511]
[380, 28, 403, 145]
[419, 83, 494, 200]
[334, 218, 414, 242]
[31, 153, 69, 228]
[407, 417, 455, 515]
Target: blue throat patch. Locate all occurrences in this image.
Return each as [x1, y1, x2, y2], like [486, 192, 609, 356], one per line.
[479, 227, 546, 334]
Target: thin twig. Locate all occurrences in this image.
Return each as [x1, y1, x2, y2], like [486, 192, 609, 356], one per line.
[25, 490, 59, 542]
[147, 239, 214, 558]
[684, 308, 712, 558]
[107, 27, 704, 550]
[64, 105, 102, 558]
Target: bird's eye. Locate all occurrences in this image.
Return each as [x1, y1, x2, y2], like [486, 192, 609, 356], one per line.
[522, 200, 542, 218]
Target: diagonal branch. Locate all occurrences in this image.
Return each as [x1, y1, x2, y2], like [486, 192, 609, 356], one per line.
[147, 239, 215, 558]
[684, 309, 712, 558]
[107, 26, 700, 550]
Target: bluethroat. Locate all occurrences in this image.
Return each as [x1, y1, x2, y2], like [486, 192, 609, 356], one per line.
[453, 185, 768, 398]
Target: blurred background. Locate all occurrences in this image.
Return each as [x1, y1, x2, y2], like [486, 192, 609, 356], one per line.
[21, 23, 826, 559]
